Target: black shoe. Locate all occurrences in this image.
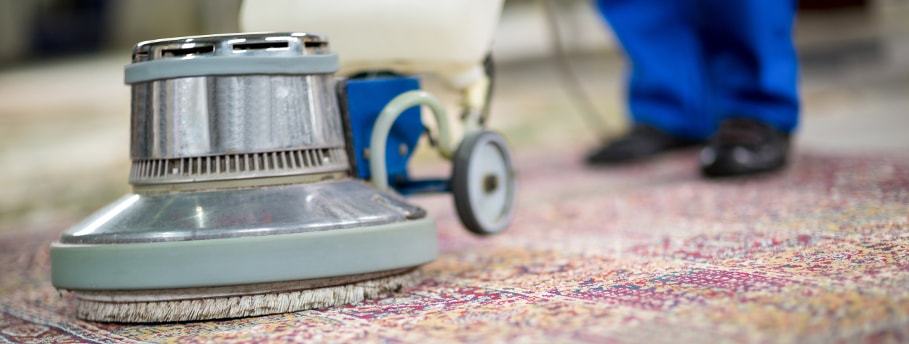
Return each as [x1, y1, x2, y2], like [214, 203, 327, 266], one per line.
[700, 118, 790, 177]
[586, 125, 702, 165]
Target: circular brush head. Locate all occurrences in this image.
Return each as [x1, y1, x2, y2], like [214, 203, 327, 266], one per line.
[70, 269, 421, 323]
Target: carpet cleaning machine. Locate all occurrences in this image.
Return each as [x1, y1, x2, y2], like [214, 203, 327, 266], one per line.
[50, 1, 513, 322]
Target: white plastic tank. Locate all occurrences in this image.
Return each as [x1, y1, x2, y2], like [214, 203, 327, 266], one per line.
[239, 0, 504, 89]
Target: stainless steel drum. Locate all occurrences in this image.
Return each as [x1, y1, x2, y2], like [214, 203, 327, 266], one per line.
[127, 32, 347, 185]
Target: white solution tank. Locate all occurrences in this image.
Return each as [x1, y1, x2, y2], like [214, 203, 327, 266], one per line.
[239, 0, 504, 89]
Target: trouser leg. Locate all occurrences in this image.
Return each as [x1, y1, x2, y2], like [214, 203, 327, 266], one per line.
[695, 0, 800, 133]
[596, 0, 715, 140]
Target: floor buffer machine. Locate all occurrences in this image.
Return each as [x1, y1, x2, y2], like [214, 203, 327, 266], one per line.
[50, 1, 514, 323]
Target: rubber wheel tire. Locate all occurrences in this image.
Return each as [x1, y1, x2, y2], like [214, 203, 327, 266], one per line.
[451, 130, 516, 235]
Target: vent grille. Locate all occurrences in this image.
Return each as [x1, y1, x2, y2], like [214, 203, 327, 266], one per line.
[130, 147, 348, 185]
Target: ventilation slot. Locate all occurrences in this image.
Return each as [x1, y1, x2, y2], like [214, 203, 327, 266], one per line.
[130, 147, 349, 184]
[233, 41, 289, 51]
[160, 45, 215, 58]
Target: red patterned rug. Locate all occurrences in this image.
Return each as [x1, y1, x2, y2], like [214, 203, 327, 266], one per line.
[2, 149, 908, 343]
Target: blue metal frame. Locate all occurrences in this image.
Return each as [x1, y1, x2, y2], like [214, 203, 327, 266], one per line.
[342, 76, 450, 195]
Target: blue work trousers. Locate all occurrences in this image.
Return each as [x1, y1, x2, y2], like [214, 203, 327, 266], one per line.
[596, 0, 800, 140]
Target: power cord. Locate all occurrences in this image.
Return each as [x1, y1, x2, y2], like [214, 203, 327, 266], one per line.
[540, 0, 614, 143]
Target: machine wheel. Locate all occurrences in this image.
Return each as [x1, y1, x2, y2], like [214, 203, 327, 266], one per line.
[451, 130, 516, 235]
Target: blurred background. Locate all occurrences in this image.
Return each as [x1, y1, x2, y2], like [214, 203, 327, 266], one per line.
[1, 0, 908, 233]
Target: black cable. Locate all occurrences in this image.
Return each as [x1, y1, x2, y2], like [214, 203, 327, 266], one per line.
[540, 0, 613, 142]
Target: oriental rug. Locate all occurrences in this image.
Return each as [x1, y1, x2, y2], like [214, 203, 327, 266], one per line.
[2, 149, 908, 343]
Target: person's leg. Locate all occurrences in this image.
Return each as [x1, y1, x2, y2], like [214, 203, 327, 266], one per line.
[587, 0, 712, 164]
[597, 0, 716, 139]
[694, 0, 799, 177]
[696, 0, 800, 132]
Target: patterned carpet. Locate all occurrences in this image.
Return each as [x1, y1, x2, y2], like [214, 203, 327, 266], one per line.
[2, 148, 908, 343]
